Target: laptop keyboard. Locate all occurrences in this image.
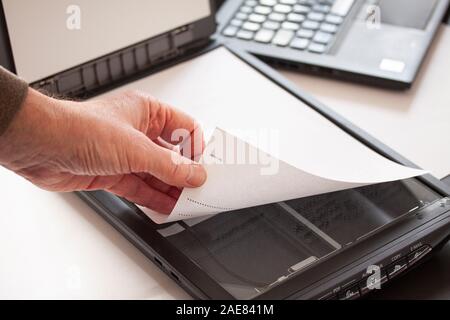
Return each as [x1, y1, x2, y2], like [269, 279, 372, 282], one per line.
[222, 0, 355, 54]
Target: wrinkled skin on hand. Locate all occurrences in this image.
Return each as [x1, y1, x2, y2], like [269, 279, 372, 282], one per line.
[0, 89, 207, 214]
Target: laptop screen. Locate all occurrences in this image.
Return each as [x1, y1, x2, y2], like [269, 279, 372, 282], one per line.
[2, 0, 211, 83]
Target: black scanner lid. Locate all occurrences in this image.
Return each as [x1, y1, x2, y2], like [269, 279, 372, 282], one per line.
[0, 0, 217, 95]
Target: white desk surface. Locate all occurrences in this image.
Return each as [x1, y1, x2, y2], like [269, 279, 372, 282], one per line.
[1, 26, 449, 299]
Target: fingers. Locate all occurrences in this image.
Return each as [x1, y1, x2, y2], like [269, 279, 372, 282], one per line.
[154, 136, 179, 152]
[136, 173, 182, 199]
[105, 174, 177, 214]
[144, 96, 205, 160]
[141, 141, 207, 188]
[43, 173, 177, 214]
[101, 90, 204, 159]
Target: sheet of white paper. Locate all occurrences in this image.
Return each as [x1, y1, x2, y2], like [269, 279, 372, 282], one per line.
[90, 47, 425, 224]
[141, 128, 424, 224]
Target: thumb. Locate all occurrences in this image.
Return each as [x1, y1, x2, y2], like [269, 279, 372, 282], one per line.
[133, 139, 207, 188]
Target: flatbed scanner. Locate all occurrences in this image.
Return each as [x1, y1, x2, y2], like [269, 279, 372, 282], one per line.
[1, 0, 449, 299]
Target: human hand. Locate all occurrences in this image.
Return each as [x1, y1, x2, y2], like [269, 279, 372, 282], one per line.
[0, 89, 207, 214]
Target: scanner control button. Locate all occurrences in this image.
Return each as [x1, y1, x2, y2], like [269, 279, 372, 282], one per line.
[360, 271, 388, 295]
[386, 257, 408, 280]
[338, 285, 360, 300]
[408, 245, 432, 266]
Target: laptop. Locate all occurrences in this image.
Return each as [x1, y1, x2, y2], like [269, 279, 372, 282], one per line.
[216, 0, 450, 89]
[1, 0, 450, 300]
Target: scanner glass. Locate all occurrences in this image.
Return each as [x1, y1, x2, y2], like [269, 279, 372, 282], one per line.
[160, 178, 439, 299]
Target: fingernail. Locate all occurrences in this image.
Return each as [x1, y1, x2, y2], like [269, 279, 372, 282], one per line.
[186, 164, 207, 187]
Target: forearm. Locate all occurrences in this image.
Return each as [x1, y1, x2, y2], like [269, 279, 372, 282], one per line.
[0, 88, 70, 171]
[0, 67, 29, 137]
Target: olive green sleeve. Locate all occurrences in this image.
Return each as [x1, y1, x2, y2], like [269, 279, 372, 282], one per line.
[0, 67, 28, 136]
